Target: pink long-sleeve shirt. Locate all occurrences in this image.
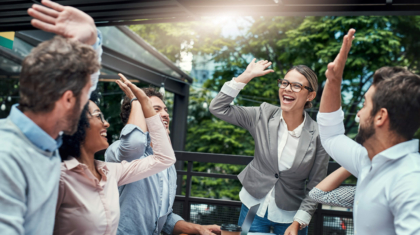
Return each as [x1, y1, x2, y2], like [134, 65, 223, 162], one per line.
[53, 114, 175, 235]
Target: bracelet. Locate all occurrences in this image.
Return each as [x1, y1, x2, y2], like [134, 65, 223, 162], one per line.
[130, 98, 138, 105]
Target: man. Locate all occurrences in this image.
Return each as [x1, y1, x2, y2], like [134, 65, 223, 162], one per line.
[0, 1, 102, 234]
[105, 74, 220, 235]
[318, 28, 420, 234]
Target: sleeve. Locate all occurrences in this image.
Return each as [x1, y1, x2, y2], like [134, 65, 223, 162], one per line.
[105, 124, 149, 163]
[309, 186, 355, 208]
[88, 29, 103, 98]
[209, 81, 259, 132]
[294, 135, 330, 227]
[55, 176, 66, 215]
[114, 114, 176, 186]
[162, 211, 184, 234]
[390, 173, 420, 235]
[317, 107, 367, 177]
[0, 152, 27, 235]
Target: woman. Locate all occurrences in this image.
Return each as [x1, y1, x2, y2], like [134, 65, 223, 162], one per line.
[209, 60, 330, 235]
[54, 78, 175, 235]
[309, 167, 355, 209]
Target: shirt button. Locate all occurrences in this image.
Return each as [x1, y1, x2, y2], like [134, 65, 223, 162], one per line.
[275, 173, 279, 178]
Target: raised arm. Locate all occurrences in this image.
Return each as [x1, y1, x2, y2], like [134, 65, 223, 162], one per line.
[317, 29, 367, 176]
[209, 59, 274, 131]
[105, 74, 149, 162]
[113, 77, 176, 186]
[28, 0, 102, 97]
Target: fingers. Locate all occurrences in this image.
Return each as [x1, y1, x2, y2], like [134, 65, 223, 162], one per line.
[41, 0, 65, 12]
[30, 19, 58, 33]
[115, 80, 130, 93]
[251, 58, 256, 64]
[263, 69, 275, 75]
[28, 8, 57, 25]
[118, 73, 129, 83]
[32, 4, 59, 18]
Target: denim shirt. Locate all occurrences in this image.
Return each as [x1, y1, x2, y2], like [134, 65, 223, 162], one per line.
[105, 124, 183, 235]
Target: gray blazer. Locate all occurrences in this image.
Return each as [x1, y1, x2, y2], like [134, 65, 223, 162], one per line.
[209, 91, 329, 216]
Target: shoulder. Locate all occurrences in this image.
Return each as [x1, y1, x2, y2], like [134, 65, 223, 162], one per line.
[105, 140, 121, 162]
[259, 102, 281, 117]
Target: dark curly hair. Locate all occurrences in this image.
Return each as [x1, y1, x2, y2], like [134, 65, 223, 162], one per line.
[59, 91, 101, 161]
[120, 87, 164, 125]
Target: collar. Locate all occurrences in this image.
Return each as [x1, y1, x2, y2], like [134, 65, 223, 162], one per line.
[375, 139, 419, 161]
[280, 111, 306, 138]
[9, 104, 62, 153]
[64, 157, 109, 175]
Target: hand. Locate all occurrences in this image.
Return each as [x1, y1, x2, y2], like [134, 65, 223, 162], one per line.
[284, 221, 300, 235]
[198, 225, 221, 235]
[28, 0, 97, 45]
[115, 73, 135, 100]
[325, 29, 356, 83]
[236, 58, 274, 84]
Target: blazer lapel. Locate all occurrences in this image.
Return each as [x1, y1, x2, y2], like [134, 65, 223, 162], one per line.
[268, 109, 282, 173]
[291, 114, 314, 173]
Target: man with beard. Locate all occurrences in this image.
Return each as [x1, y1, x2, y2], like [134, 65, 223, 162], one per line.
[105, 74, 221, 235]
[0, 1, 102, 234]
[318, 28, 420, 234]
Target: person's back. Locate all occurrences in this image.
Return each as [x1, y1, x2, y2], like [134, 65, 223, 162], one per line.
[0, 118, 61, 234]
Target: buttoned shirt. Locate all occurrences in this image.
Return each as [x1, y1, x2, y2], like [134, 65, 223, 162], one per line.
[54, 114, 176, 235]
[224, 78, 311, 226]
[105, 124, 182, 235]
[0, 31, 103, 235]
[318, 107, 420, 235]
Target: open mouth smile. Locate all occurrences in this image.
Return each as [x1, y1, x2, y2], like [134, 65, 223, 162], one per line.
[100, 130, 107, 139]
[282, 95, 296, 104]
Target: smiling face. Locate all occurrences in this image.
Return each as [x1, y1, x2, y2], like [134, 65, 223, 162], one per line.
[279, 69, 316, 113]
[82, 101, 110, 153]
[150, 96, 170, 133]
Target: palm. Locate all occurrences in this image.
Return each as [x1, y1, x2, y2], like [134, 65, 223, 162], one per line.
[325, 29, 356, 82]
[237, 58, 274, 83]
[28, 0, 97, 45]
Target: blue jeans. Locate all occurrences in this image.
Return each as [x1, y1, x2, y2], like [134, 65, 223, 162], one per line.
[238, 204, 308, 235]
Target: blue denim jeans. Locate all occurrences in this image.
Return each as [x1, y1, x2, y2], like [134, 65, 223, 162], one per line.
[238, 204, 308, 235]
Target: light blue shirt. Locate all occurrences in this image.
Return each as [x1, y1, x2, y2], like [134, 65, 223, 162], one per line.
[318, 107, 420, 235]
[0, 32, 103, 235]
[0, 105, 62, 235]
[105, 124, 183, 235]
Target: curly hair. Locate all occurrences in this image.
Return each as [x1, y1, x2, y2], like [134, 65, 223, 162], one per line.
[19, 36, 100, 113]
[59, 91, 101, 161]
[120, 87, 164, 125]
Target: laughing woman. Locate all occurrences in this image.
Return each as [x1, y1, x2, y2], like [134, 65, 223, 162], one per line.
[54, 84, 175, 235]
[209, 60, 330, 235]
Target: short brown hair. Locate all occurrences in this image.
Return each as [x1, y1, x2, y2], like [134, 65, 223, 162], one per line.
[120, 87, 164, 125]
[286, 65, 318, 109]
[19, 36, 100, 113]
[371, 67, 420, 140]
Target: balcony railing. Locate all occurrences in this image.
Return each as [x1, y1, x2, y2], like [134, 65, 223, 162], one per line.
[173, 151, 354, 235]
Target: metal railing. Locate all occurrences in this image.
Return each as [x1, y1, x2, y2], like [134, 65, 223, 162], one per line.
[174, 151, 354, 235]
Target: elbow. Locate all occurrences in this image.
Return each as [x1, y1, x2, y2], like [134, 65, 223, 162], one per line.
[209, 98, 217, 115]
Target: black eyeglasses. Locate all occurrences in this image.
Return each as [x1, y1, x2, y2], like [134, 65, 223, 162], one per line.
[90, 112, 106, 124]
[277, 79, 313, 92]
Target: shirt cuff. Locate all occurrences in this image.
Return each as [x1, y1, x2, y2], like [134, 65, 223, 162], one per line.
[294, 210, 312, 228]
[317, 107, 344, 126]
[221, 77, 247, 97]
[120, 124, 148, 137]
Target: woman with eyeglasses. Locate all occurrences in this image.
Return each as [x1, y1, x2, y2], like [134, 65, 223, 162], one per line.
[209, 59, 330, 235]
[54, 80, 176, 235]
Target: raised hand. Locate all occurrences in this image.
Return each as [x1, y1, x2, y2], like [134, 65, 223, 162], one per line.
[119, 74, 155, 118]
[325, 29, 356, 83]
[115, 73, 135, 100]
[28, 0, 97, 45]
[236, 59, 275, 84]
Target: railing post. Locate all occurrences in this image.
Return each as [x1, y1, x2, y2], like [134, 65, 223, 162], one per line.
[183, 161, 193, 221]
[315, 203, 323, 235]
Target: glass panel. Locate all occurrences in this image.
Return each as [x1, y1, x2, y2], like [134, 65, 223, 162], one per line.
[98, 26, 181, 78]
[0, 54, 21, 74]
[189, 203, 240, 225]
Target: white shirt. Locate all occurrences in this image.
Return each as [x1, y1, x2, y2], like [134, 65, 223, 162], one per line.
[318, 107, 420, 235]
[223, 78, 311, 226]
